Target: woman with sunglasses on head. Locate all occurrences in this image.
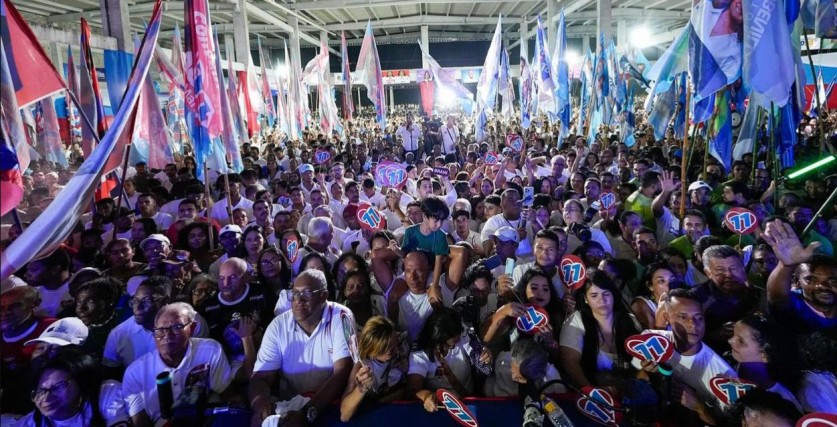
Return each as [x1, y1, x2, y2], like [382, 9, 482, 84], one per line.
[340, 316, 409, 422]
[17, 347, 128, 427]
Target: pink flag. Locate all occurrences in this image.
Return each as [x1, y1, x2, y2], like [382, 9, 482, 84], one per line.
[341, 31, 354, 120]
[355, 21, 386, 129]
[132, 72, 174, 169]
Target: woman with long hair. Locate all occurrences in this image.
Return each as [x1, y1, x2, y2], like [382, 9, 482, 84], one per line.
[300, 251, 337, 299]
[408, 308, 489, 412]
[727, 312, 802, 408]
[339, 269, 386, 328]
[17, 347, 125, 427]
[256, 247, 292, 314]
[176, 222, 218, 272]
[631, 263, 676, 330]
[559, 269, 640, 393]
[241, 225, 265, 271]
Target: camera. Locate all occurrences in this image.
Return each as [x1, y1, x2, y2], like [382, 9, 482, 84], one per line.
[582, 206, 598, 224]
[568, 222, 592, 242]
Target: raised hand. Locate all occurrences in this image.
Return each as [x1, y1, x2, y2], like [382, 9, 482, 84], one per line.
[659, 170, 677, 193]
[762, 220, 821, 266]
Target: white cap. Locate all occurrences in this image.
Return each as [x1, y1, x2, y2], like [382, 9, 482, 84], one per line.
[492, 226, 520, 243]
[298, 164, 314, 174]
[139, 234, 170, 250]
[688, 181, 712, 193]
[219, 224, 242, 235]
[25, 317, 88, 347]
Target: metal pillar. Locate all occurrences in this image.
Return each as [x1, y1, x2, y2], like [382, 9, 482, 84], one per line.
[597, 0, 612, 45]
[233, 0, 250, 63]
[421, 26, 430, 69]
[617, 20, 628, 49]
[547, 0, 557, 54]
[99, 0, 131, 52]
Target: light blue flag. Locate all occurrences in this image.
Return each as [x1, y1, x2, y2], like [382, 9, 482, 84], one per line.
[476, 16, 502, 113]
[733, 91, 769, 160]
[519, 36, 533, 129]
[707, 89, 733, 171]
[689, 0, 742, 101]
[552, 10, 571, 138]
[535, 15, 557, 119]
[648, 81, 678, 141]
[743, 0, 796, 106]
[647, 26, 690, 102]
[673, 73, 688, 139]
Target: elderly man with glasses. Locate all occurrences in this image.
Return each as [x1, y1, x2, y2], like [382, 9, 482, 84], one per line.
[122, 302, 236, 426]
[248, 269, 353, 427]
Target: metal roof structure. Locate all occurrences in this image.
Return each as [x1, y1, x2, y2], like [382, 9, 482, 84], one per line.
[12, 0, 691, 50]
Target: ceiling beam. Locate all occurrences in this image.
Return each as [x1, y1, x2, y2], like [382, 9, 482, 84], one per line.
[290, 0, 540, 11]
[244, 2, 340, 55]
[46, 1, 238, 23]
[300, 15, 508, 31]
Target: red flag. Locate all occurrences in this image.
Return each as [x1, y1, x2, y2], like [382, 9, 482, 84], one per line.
[0, 0, 65, 107]
[239, 70, 260, 138]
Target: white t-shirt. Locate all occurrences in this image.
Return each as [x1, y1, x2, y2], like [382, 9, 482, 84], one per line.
[360, 191, 386, 210]
[102, 318, 156, 368]
[397, 291, 434, 343]
[146, 211, 173, 231]
[408, 331, 474, 393]
[397, 125, 422, 151]
[512, 262, 566, 300]
[559, 311, 619, 373]
[122, 338, 236, 421]
[630, 329, 735, 409]
[480, 215, 533, 260]
[441, 125, 459, 154]
[35, 282, 72, 318]
[253, 301, 352, 399]
[210, 197, 254, 226]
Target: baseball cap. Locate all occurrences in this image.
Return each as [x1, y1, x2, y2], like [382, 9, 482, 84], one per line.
[25, 317, 88, 347]
[162, 250, 191, 266]
[298, 164, 314, 174]
[139, 234, 171, 250]
[492, 226, 520, 243]
[688, 181, 712, 193]
[219, 224, 242, 236]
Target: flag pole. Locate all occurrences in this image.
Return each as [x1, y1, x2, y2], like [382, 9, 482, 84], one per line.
[802, 29, 826, 156]
[111, 143, 132, 242]
[750, 108, 765, 183]
[222, 172, 234, 224]
[204, 163, 215, 252]
[680, 78, 691, 219]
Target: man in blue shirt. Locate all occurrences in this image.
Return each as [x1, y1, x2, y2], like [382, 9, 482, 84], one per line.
[763, 220, 837, 334]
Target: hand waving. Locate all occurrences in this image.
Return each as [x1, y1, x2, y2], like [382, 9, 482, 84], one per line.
[659, 170, 678, 193]
[762, 220, 821, 266]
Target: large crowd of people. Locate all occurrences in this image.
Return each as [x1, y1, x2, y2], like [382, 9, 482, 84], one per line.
[1, 104, 836, 427]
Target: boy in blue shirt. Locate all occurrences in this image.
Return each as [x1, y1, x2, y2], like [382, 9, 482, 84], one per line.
[398, 196, 450, 298]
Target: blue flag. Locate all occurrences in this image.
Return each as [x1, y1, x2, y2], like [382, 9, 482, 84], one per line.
[689, 0, 742, 101]
[707, 89, 733, 171]
[743, 0, 796, 106]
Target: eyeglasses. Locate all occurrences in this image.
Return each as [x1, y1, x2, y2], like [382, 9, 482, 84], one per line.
[128, 296, 163, 308]
[152, 322, 194, 339]
[260, 258, 282, 267]
[286, 289, 327, 302]
[31, 379, 72, 401]
[192, 288, 217, 297]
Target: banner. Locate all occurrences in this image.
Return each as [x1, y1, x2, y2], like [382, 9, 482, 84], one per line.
[382, 69, 411, 84]
[104, 49, 134, 112]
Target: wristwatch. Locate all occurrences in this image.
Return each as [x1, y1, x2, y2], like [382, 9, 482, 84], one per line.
[305, 405, 318, 424]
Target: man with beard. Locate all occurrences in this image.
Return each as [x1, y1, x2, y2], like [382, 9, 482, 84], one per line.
[248, 270, 352, 427]
[763, 220, 837, 334]
[692, 245, 765, 353]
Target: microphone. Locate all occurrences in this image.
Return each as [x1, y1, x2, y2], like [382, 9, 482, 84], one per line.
[156, 371, 174, 421]
[522, 395, 544, 427]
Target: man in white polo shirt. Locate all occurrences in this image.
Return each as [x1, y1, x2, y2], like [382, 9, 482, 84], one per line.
[397, 113, 422, 158]
[248, 270, 353, 427]
[122, 303, 235, 426]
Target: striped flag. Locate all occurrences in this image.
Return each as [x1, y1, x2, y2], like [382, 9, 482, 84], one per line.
[184, 0, 223, 181]
[355, 21, 386, 129]
[341, 31, 354, 120]
[1, 0, 163, 279]
[285, 41, 304, 139]
[263, 47, 289, 136]
[131, 60, 174, 169]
